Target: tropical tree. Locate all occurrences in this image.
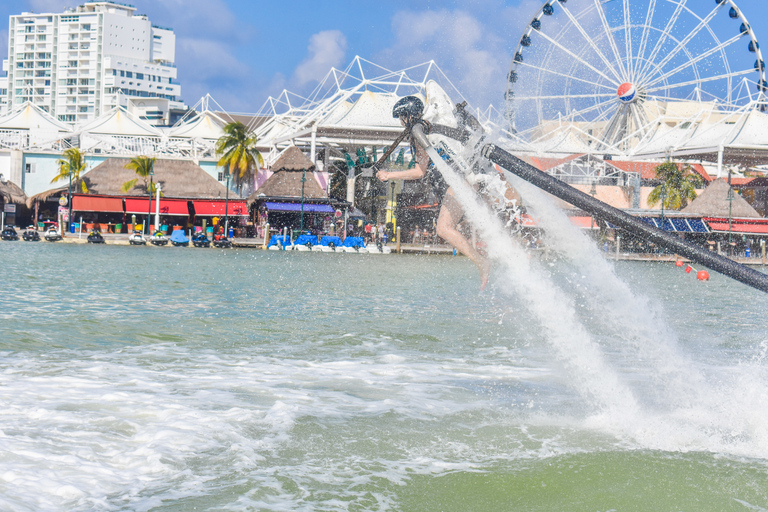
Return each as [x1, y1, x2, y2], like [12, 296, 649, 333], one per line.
[647, 162, 703, 210]
[215, 121, 264, 193]
[121, 156, 157, 193]
[51, 147, 88, 193]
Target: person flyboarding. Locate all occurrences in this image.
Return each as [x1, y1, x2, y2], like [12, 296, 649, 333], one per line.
[375, 85, 522, 290]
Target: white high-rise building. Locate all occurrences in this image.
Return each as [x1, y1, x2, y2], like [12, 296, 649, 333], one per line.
[1, 1, 186, 126]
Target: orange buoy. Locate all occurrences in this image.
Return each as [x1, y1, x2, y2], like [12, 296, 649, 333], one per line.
[685, 265, 693, 273]
[675, 260, 684, 267]
[697, 270, 710, 281]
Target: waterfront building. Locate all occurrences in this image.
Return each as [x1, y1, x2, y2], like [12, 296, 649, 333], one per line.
[1, 1, 185, 125]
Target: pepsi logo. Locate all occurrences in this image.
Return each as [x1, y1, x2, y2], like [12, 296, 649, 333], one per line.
[617, 82, 636, 103]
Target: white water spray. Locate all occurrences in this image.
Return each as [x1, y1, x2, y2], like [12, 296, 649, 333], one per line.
[419, 135, 638, 418]
[424, 125, 768, 457]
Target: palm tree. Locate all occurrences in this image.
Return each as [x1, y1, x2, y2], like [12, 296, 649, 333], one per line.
[647, 162, 703, 210]
[121, 156, 157, 193]
[51, 147, 88, 193]
[215, 121, 264, 193]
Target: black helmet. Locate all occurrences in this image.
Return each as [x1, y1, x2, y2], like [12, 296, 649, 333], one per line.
[392, 96, 424, 119]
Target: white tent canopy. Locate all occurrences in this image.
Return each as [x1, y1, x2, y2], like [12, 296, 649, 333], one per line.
[167, 110, 227, 139]
[0, 102, 72, 132]
[78, 106, 163, 137]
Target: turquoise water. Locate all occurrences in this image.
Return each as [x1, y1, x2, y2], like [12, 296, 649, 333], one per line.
[1, 242, 768, 511]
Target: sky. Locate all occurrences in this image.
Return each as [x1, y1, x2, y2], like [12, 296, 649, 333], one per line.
[1, 0, 766, 114]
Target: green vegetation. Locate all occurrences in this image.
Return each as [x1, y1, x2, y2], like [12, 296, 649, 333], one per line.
[121, 156, 157, 194]
[215, 121, 264, 193]
[51, 147, 88, 193]
[647, 161, 703, 210]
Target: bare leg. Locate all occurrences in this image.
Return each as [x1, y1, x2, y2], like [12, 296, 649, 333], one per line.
[437, 189, 491, 289]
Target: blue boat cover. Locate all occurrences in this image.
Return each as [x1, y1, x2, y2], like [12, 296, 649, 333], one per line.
[294, 234, 319, 246]
[267, 234, 292, 247]
[320, 236, 342, 247]
[342, 236, 366, 248]
[170, 230, 189, 243]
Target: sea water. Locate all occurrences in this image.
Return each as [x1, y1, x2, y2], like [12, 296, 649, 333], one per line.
[1, 241, 768, 511]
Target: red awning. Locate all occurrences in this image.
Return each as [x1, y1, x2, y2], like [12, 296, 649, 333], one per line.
[125, 197, 151, 214]
[193, 200, 248, 216]
[124, 197, 189, 216]
[706, 222, 768, 235]
[72, 195, 123, 213]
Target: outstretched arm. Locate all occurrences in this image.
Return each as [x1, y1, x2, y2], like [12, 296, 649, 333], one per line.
[376, 166, 426, 181]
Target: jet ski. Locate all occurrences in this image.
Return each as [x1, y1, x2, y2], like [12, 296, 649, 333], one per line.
[87, 229, 105, 244]
[192, 232, 211, 248]
[150, 231, 169, 246]
[128, 230, 147, 245]
[1, 226, 19, 241]
[212, 234, 232, 248]
[44, 227, 62, 242]
[169, 229, 189, 247]
[22, 226, 40, 241]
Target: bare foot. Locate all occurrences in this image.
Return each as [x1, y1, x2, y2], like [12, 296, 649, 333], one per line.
[479, 259, 491, 291]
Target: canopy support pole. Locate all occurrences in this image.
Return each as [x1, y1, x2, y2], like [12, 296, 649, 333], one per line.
[716, 145, 724, 178]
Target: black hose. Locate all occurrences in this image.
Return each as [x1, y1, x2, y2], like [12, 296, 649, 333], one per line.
[482, 143, 768, 294]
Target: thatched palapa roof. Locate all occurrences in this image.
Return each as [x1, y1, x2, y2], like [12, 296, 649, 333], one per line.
[272, 145, 316, 172]
[80, 158, 238, 198]
[27, 158, 240, 206]
[0, 179, 28, 204]
[248, 146, 327, 203]
[681, 178, 761, 218]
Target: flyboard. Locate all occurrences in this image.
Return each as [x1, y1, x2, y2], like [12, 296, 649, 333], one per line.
[380, 81, 768, 294]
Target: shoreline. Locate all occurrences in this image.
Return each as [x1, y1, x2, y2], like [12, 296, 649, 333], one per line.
[9, 233, 767, 265]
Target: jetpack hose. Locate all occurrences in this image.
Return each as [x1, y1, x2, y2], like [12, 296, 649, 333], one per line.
[371, 126, 412, 173]
[481, 143, 768, 294]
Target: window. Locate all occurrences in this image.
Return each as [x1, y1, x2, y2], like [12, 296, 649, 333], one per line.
[25, 163, 36, 174]
[218, 172, 224, 181]
[136, 73, 144, 80]
[126, 71, 133, 78]
[120, 70, 124, 77]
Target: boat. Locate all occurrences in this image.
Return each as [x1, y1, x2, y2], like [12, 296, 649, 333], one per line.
[340, 236, 366, 253]
[192, 232, 211, 248]
[150, 231, 169, 246]
[128, 231, 146, 245]
[87, 230, 105, 244]
[22, 226, 41, 242]
[169, 229, 189, 247]
[292, 234, 317, 251]
[266, 234, 291, 251]
[1, 226, 19, 241]
[317, 236, 341, 252]
[44, 228, 62, 242]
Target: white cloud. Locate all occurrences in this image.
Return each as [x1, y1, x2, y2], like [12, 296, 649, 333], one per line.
[376, 3, 540, 110]
[291, 30, 348, 88]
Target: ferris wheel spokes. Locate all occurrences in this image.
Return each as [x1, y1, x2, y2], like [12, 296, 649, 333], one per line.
[557, 2, 625, 84]
[634, 1, 687, 82]
[592, 0, 629, 81]
[530, 28, 621, 87]
[633, 0, 658, 77]
[636, 4, 725, 85]
[512, 60, 618, 92]
[623, 0, 634, 78]
[644, 33, 746, 90]
[645, 68, 756, 95]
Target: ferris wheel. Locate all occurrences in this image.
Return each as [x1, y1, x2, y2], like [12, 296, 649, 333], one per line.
[505, 0, 767, 151]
